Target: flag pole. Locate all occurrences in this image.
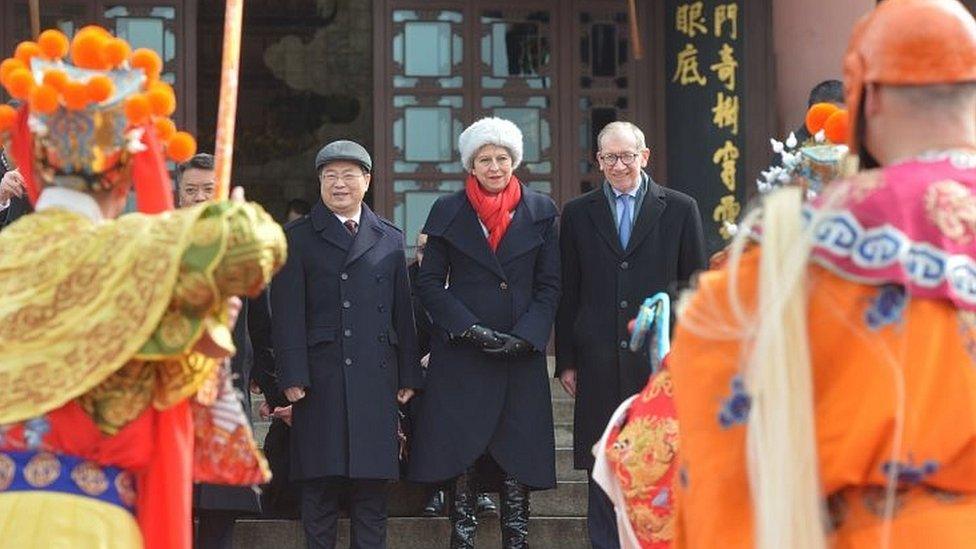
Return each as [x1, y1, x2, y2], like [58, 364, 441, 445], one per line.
[627, 0, 644, 60]
[29, 0, 41, 39]
[213, 0, 244, 201]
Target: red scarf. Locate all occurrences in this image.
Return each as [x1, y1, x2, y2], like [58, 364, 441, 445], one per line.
[465, 173, 522, 251]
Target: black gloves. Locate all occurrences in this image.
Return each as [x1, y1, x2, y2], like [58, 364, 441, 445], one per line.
[460, 324, 503, 350]
[483, 332, 534, 360]
[459, 325, 534, 359]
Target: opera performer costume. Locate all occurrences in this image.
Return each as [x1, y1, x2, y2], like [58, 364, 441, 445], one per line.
[668, 2, 976, 548]
[0, 27, 286, 549]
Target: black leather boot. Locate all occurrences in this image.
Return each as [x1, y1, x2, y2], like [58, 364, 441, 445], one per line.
[449, 470, 478, 549]
[500, 476, 530, 549]
[424, 489, 446, 517]
[475, 492, 498, 516]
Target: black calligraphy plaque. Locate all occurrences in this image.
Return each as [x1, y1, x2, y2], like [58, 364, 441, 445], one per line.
[665, 0, 745, 254]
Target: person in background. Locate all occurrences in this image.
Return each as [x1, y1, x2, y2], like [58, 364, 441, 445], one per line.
[272, 140, 423, 549]
[554, 121, 706, 549]
[409, 232, 498, 519]
[178, 153, 264, 549]
[286, 198, 312, 222]
[408, 117, 560, 549]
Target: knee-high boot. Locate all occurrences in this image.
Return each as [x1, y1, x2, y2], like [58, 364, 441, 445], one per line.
[449, 469, 478, 549]
[500, 476, 530, 549]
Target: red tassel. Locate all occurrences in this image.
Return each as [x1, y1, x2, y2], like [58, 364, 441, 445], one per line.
[11, 105, 39, 206]
[131, 123, 174, 213]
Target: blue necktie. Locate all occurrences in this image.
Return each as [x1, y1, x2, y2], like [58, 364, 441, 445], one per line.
[617, 194, 633, 249]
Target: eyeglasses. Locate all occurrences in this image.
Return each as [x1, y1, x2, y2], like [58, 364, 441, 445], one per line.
[599, 152, 640, 166]
[321, 173, 364, 185]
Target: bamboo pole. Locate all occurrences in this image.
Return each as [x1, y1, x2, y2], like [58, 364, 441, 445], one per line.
[213, 0, 244, 201]
[29, 0, 41, 39]
[627, 0, 644, 60]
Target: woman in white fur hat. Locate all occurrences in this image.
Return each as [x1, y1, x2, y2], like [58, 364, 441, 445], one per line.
[407, 117, 561, 548]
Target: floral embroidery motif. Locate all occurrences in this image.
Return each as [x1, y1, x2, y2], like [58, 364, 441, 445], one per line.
[882, 458, 939, 485]
[23, 416, 50, 450]
[23, 452, 60, 488]
[71, 461, 109, 496]
[115, 470, 137, 507]
[866, 284, 907, 330]
[924, 180, 976, 244]
[718, 375, 751, 428]
[0, 453, 14, 491]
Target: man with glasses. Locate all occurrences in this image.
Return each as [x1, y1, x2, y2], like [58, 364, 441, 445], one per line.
[271, 140, 423, 549]
[554, 121, 706, 548]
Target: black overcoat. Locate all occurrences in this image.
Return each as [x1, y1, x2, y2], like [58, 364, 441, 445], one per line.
[555, 177, 707, 470]
[407, 187, 560, 490]
[271, 202, 423, 481]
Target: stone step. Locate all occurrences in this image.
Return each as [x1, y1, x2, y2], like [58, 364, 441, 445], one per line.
[233, 517, 589, 549]
[554, 422, 573, 449]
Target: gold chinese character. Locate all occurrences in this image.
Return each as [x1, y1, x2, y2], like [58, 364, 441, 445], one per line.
[712, 140, 739, 192]
[715, 4, 739, 39]
[711, 92, 739, 135]
[709, 44, 738, 91]
[676, 2, 708, 38]
[672, 44, 707, 86]
[713, 195, 741, 239]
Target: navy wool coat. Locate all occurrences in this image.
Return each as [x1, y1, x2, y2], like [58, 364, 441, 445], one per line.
[407, 187, 560, 490]
[555, 178, 707, 470]
[271, 202, 423, 481]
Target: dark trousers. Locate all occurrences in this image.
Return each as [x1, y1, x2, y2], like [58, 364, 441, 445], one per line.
[302, 477, 391, 549]
[195, 509, 237, 549]
[587, 476, 620, 549]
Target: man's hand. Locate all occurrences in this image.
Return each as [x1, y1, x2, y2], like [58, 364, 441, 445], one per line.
[272, 405, 293, 426]
[258, 400, 271, 420]
[0, 169, 24, 204]
[397, 388, 415, 405]
[284, 386, 306, 402]
[559, 369, 578, 398]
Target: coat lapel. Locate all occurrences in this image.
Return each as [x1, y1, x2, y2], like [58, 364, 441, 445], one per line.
[586, 190, 625, 257]
[624, 178, 667, 257]
[496, 193, 544, 265]
[311, 201, 353, 252]
[445, 198, 507, 280]
[345, 204, 383, 267]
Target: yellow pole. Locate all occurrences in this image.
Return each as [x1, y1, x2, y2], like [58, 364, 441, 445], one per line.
[213, 0, 244, 201]
[29, 0, 41, 39]
[627, 0, 644, 61]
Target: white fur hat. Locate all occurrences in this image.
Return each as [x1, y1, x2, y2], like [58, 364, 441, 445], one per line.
[458, 117, 523, 171]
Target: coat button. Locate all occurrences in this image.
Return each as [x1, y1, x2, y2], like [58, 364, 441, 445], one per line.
[620, 261, 629, 269]
[377, 304, 386, 312]
[620, 340, 628, 349]
[344, 329, 352, 337]
[340, 273, 349, 281]
[619, 300, 628, 309]
[500, 281, 509, 290]
[344, 358, 353, 366]
[378, 334, 387, 343]
[342, 300, 351, 309]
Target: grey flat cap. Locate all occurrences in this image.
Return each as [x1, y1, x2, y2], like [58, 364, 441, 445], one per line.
[315, 140, 372, 172]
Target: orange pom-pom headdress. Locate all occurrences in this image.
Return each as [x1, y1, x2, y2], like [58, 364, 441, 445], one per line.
[0, 26, 196, 212]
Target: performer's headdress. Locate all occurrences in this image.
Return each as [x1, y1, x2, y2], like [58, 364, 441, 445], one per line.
[0, 26, 197, 212]
[844, 0, 976, 156]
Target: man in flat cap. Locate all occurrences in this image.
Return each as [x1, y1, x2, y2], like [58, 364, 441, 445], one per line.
[271, 140, 423, 549]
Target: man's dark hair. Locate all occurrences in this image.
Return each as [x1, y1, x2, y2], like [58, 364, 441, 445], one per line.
[286, 198, 311, 216]
[807, 80, 844, 107]
[177, 152, 214, 182]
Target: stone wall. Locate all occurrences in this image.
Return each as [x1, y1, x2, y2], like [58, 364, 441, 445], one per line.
[197, 0, 374, 220]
